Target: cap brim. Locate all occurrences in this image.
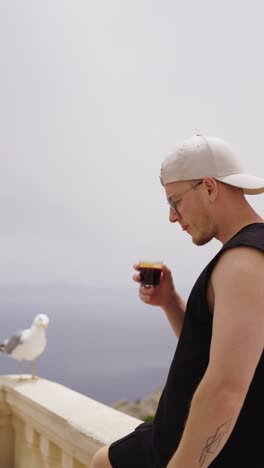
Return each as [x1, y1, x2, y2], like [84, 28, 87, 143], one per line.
[215, 173, 264, 195]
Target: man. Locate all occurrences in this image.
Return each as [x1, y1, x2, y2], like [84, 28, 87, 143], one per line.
[92, 135, 264, 467]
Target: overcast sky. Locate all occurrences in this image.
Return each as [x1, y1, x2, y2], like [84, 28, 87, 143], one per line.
[1, 1, 264, 290]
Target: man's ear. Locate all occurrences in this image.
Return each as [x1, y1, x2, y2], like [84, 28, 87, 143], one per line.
[203, 178, 218, 201]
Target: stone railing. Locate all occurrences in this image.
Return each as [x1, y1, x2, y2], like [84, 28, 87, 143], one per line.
[0, 375, 142, 468]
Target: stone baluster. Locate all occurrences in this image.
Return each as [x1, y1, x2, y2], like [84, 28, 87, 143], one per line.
[0, 399, 14, 468]
[40, 435, 61, 468]
[62, 452, 74, 468]
[25, 425, 41, 468]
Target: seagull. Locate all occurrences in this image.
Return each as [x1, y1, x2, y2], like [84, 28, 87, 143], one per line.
[0, 314, 49, 381]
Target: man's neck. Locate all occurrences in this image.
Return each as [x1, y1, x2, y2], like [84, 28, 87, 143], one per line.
[215, 207, 263, 245]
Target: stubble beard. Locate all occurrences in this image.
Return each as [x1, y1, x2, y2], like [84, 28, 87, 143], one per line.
[192, 231, 214, 246]
[191, 218, 215, 246]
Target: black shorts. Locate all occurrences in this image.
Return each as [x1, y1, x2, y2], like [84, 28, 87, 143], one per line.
[108, 422, 161, 468]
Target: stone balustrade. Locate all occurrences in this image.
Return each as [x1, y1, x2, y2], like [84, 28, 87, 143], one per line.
[0, 375, 142, 468]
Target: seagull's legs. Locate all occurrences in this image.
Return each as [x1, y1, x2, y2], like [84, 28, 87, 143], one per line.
[30, 360, 37, 380]
[18, 360, 23, 381]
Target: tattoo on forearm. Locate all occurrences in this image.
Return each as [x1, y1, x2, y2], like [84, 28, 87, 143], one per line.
[198, 414, 234, 467]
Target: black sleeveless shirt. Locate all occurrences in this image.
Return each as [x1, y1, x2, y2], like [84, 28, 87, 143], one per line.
[137, 223, 264, 467]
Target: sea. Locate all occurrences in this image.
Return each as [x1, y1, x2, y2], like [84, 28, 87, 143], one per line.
[0, 285, 186, 405]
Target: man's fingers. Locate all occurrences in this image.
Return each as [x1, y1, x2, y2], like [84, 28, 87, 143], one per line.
[139, 286, 156, 297]
[133, 273, 141, 283]
[161, 264, 171, 275]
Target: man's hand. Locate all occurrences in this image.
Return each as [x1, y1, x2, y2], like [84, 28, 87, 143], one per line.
[133, 263, 186, 337]
[133, 263, 177, 308]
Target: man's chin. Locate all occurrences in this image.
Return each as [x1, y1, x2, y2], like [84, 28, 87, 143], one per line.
[192, 233, 213, 246]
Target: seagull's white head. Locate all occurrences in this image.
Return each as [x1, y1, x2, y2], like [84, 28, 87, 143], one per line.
[32, 314, 50, 329]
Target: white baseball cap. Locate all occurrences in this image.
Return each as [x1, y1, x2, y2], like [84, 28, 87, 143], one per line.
[160, 135, 264, 195]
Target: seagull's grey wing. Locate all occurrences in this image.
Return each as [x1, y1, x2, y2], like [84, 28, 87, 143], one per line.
[3, 332, 23, 355]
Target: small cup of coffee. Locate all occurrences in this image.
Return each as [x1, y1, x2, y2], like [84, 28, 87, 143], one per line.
[139, 261, 163, 288]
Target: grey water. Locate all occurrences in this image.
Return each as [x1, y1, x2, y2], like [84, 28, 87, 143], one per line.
[0, 285, 182, 405]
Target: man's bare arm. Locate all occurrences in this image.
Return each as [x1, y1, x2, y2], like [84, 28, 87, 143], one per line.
[162, 288, 186, 338]
[167, 247, 264, 467]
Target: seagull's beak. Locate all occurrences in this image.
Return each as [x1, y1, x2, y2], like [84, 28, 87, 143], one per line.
[41, 323, 48, 329]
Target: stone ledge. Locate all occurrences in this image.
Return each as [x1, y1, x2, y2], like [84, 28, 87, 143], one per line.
[0, 375, 142, 466]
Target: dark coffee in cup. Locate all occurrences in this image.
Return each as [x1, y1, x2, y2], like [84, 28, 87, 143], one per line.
[139, 261, 163, 288]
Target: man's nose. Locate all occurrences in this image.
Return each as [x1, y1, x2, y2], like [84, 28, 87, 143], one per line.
[169, 208, 181, 223]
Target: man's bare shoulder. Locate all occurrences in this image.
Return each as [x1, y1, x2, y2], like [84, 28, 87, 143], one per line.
[207, 245, 264, 393]
[211, 245, 264, 289]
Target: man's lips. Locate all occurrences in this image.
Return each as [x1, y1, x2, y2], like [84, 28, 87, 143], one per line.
[181, 225, 189, 231]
